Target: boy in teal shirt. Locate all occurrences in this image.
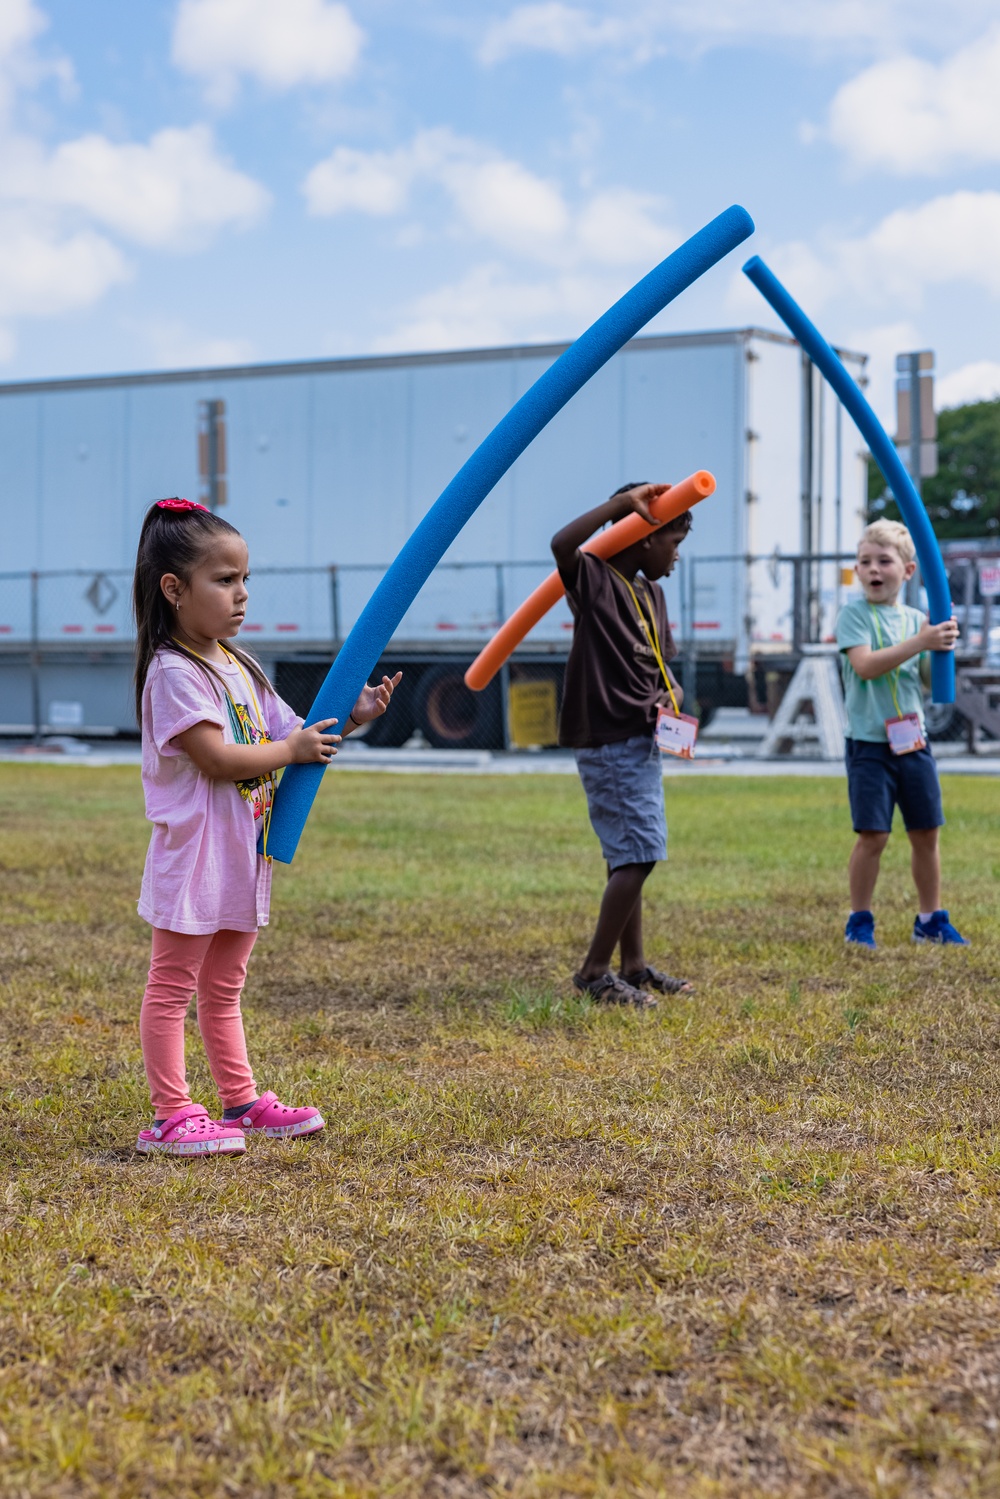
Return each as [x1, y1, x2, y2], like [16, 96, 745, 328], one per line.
[835, 519, 967, 949]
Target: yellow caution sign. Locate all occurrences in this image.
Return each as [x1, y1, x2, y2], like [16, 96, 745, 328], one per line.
[508, 678, 559, 747]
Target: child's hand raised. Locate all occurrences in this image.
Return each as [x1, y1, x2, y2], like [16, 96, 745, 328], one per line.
[285, 718, 341, 763]
[918, 615, 960, 652]
[611, 482, 670, 526]
[350, 672, 403, 725]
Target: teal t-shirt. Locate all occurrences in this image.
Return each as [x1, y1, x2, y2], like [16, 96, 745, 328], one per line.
[835, 598, 926, 743]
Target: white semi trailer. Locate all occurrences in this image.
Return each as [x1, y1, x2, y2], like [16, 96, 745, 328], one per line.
[0, 327, 868, 744]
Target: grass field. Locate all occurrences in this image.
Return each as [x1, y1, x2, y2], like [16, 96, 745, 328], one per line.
[1, 764, 999, 1499]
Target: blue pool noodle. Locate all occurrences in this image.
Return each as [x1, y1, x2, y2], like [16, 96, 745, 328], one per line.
[742, 254, 954, 704]
[264, 204, 755, 862]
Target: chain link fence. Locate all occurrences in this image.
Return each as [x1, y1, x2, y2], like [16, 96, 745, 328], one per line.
[4, 549, 993, 745]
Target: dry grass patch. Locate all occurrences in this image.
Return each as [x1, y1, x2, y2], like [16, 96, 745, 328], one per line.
[1, 765, 999, 1497]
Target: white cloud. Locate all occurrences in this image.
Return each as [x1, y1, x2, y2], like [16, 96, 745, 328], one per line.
[370, 261, 615, 353]
[827, 26, 1000, 173]
[0, 206, 128, 320]
[304, 128, 673, 267]
[441, 153, 569, 255]
[476, 0, 1000, 66]
[173, 0, 364, 105]
[577, 188, 678, 265]
[937, 360, 1000, 409]
[478, 4, 636, 66]
[735, 190, 1000, 325]
[0, 0, 45, 63]
[40, 126, 270, 249]
[843, 319, 921, 426]
[0, 0, 72, 113]
[138, 319, 257, 370]
[0, 2, 269, 351]
[303, 145, 408, 216]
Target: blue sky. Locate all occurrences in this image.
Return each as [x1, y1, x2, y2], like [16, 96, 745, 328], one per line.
[1, 0, 999, 424]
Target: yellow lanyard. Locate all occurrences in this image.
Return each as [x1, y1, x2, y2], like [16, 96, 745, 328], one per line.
[868, 604, 910, 719]
[608, 566, 681, 716]
[171, 640, 275, 857]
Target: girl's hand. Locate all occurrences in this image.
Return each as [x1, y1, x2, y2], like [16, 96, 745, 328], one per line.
[350, 672, 403, 725]
[285, 718, 341, 763]
[918, 615, 959, 652]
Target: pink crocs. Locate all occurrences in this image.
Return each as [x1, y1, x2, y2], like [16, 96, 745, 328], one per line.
[137, 1104, 246, 1157]
[235, 1091, 325, 1139]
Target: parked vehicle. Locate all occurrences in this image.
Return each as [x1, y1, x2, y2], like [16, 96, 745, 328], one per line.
[0, 328, 868, 744]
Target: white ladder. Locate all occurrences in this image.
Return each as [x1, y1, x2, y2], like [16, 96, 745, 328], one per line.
[756, 646, 846, 761]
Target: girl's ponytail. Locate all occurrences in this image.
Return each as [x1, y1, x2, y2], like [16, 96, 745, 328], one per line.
[132, 500, 272, 726]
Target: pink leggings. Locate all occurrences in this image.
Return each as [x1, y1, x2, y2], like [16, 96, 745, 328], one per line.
[140, 927, 258, 1117]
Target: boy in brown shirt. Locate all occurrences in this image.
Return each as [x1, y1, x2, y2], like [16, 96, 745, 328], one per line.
[552, 482, 694, 1008]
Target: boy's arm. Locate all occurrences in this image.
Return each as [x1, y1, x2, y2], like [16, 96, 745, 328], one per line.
[846, 616, 959, 681]
[551, 483, 669, 587]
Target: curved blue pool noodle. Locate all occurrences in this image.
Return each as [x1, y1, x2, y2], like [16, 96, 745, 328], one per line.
[265, 204, 755, 862]
[743, 255, 954, 704]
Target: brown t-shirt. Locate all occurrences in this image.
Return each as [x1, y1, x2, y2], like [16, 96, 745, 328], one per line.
[557, 551, 678, 749]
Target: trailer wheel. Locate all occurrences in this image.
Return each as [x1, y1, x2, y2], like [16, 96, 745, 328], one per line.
[924, 699, 968, 743]
[415, 665, 502, 750]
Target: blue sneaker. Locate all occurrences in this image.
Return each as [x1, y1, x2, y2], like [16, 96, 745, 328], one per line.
[912, 910, 970, 946]
[845, 910, 876, 949]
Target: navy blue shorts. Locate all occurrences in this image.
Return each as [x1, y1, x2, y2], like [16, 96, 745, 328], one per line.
[574, 733, 667, 869]
[845, 738, 943, 834]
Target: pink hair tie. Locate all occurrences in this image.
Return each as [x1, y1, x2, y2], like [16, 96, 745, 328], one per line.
[156, 497, 208, 513]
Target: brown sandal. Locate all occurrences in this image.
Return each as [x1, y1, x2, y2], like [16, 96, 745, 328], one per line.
[622, 964, 694, 996]
[573, 971, 657, 1009]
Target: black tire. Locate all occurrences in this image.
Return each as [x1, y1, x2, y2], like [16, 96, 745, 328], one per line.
[356, 668, 416, 747]
[694, 701, 716, 731]
[924, 698, 967, 742]
[414, 665, 502, 749]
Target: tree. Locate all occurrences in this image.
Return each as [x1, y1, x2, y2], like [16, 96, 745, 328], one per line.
[868, 396, 1000, 538]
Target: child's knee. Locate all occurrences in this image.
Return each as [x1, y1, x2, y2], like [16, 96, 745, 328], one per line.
[856, 830, 890, 854]
[907, 826, 938, 848]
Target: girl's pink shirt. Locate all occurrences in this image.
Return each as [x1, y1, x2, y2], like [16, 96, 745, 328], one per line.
[138, 649, 301, 935]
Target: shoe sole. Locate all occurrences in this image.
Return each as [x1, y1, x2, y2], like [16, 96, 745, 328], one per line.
[845, 939, 877, 951]
[912, 934, 969, 946]
[247, 1115, 326, 1140]
[137, 1137, 246, 1156]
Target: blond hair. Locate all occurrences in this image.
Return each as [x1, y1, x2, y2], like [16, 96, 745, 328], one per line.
[858, 520, 915, 565]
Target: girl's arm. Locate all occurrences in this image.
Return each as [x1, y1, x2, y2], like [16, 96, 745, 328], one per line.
[339, 673, 402, 737]
[847, 616, 958, 682]
[174, 718, 340, 780]
[551, 483, 668, 585]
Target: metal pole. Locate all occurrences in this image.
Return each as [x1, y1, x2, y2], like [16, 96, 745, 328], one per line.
[683, 556, 697, 710]
[834, 397, 843, 616]
[30, 570, 41, 744]
[817, 376, 825, 638]
[906, 351, 922, 608]
[800, 352, 816, 641]
[495, 564, 511, 751]
[329, 565, 341, 650]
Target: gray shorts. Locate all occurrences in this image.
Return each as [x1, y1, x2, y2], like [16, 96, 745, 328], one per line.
[574, 733, 667, 870]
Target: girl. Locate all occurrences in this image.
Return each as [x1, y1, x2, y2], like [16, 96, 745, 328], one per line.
[132, 497, 400, 1156]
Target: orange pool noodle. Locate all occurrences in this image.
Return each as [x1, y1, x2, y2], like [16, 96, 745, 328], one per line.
[464, 469, 715, 691]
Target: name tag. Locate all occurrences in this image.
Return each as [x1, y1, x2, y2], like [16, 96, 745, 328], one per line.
[655, 705, 699, 759]
[885, 713, 926, 756]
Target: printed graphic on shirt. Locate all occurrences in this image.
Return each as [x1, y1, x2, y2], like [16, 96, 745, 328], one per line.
[225, 697, 274, 821]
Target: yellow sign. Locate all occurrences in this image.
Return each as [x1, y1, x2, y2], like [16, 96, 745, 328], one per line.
[508, 678, 559, 747]
[840, 567, 855, 586]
